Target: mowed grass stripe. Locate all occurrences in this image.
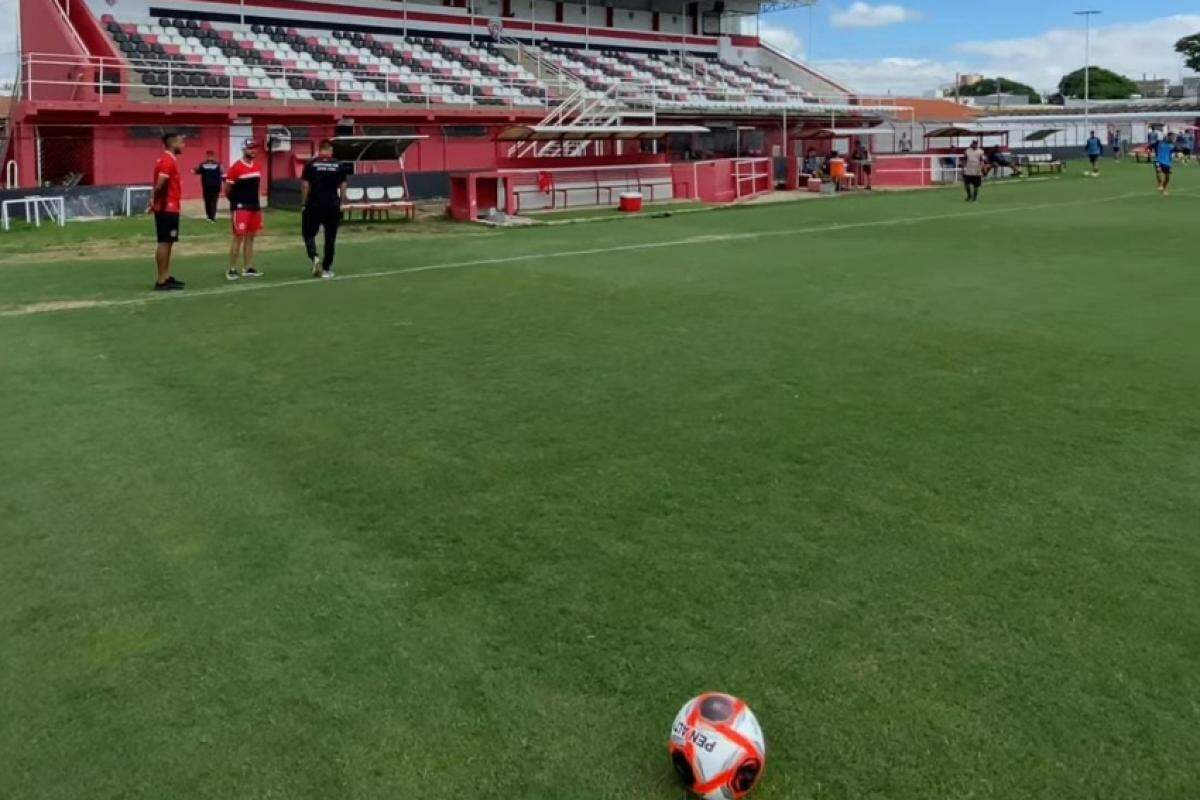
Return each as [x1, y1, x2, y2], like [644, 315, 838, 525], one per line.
[0, 185, 1161, 318]
[1, 162, 1198, 799]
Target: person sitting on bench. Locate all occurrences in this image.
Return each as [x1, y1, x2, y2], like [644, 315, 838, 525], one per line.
[987, 147, 1022, 178]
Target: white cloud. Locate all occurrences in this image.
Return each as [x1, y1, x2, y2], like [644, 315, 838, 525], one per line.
[759, 22, 804, 58]
[816, 14, 1199, 97]
[813, 56, 961, 96]
[831, 2, 921, 30]
[955, 14, 1200, 92]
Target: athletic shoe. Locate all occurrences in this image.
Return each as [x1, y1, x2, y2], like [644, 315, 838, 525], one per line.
[226, 269, 241, 281]
[311, 256, 321, 277]
[165, 276, 186, 288]
[206, 218, 215, 224]
[153, 279, 184, 291]
[321, 269, 335, 280]
[242, 267, 263, 278]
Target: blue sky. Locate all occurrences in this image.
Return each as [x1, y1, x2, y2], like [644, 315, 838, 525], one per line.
[757, 1, 1199, 94]
[2, 0, 1198, 93]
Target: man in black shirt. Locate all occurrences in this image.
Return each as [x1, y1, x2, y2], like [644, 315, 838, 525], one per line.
[193, 150, 223, 222]
[300, 139, 350, 279]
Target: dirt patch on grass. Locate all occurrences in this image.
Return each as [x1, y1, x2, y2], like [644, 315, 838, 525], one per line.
[0, 217, 488, 265]
[0, 299, 115, 317]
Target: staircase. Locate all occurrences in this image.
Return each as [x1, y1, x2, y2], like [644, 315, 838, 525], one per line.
[497, 37, 578, 101]
[509, 82, 630, 159]
[495, 38, 632, 159]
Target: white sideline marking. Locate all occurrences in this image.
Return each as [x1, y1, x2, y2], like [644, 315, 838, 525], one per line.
[0, 190, 1155, 319]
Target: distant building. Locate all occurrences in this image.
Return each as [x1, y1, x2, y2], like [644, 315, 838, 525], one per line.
[964, 93, 1033, 108]
[958, 73, 984, 87]
[1134, 79, 1171, 98]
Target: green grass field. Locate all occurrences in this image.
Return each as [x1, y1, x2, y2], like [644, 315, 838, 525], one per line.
[2, 162, 1198, 799]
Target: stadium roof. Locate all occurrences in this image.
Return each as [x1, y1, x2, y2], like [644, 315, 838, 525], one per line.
[498, 124, 709, 141]
[329, 135, 428, 161]
[891, 98, 982, 122]
[984, 110, 1200, 123]
[1023, 129, 1062, 142]
[789, 127, 891, 140]
[924, 126, 1009, 139]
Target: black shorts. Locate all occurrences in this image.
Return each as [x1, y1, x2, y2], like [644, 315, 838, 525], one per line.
[1159, 164, 1172, 176]
[964, 175, 982, 188]
[1089, 154, 1099, 164]
[154, 212, 180, 244]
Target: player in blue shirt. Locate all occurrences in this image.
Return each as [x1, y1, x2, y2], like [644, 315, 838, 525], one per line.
[1156, 133, 1176, 196]
[1084, 131, 1103, 175]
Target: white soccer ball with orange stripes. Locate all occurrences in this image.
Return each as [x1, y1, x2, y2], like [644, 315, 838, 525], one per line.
[668, 692, 766, 799]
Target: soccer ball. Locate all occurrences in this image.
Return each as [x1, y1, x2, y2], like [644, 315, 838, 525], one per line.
[668, 693, 766, 799]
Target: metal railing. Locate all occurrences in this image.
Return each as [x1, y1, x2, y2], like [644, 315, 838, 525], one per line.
[50, 0, 91, 59]
[496, 36, 583, 94]
[19, 52, 577, 111]
[20, 50, 913, 118]
[610, 82, 910, 114]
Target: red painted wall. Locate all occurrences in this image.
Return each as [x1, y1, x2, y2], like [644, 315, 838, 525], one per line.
[90, 126, 229, 191]
[19, 0, 90, 101]
[873, 155, 937, 188]
[71, 121, 520, 197]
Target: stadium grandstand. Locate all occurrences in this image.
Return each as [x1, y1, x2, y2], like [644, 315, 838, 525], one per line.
[1, 0, 912, 216]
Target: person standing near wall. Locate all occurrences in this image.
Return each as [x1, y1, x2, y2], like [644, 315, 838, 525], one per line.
[149, 132, 186, 291]
[852, 140, 873, 190]
[300, 139, 350, 279]
[193, 150, 223, 222]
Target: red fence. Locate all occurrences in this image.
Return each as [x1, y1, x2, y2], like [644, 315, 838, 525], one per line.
[672, 158, 771, 204]
[449, 157, 772, 220]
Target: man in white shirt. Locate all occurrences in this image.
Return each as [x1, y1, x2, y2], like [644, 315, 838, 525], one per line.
[962, 140, 986, 202]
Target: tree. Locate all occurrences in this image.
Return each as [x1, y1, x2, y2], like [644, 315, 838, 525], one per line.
[1057, 66, 1139, 100]
[955, 77, 1042, 104]
[1176, 32, 1200, 72]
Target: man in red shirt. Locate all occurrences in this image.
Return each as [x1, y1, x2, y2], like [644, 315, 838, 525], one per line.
[149, 132, 186, 291]
[224, 139, 264, 280]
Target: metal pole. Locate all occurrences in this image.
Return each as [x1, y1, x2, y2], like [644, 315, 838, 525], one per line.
[796, 0, 818, 61]
[1074, 10, 1100, 134]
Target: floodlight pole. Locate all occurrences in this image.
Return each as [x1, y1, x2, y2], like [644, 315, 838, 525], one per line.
[797, 0, 819, 61]
[1074, 10, 1101, 134]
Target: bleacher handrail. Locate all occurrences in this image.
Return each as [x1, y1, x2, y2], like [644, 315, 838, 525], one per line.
[18, 50, 912, 117]
[609, 81, 911, 114]
[50, 0, 91, 58]
[19, 51, 573, 111]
